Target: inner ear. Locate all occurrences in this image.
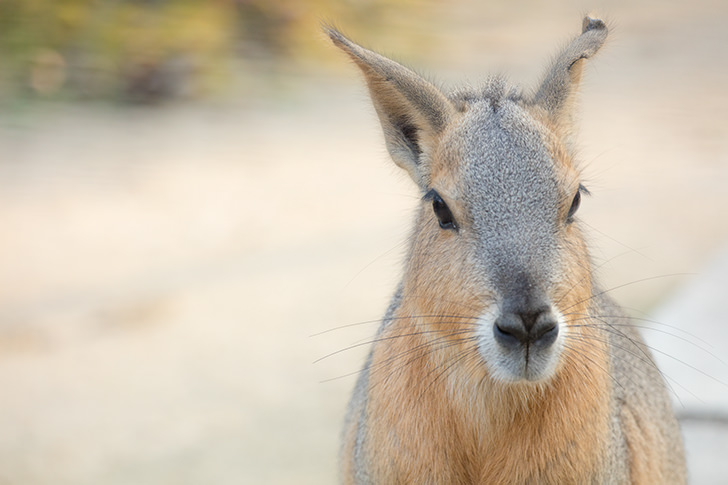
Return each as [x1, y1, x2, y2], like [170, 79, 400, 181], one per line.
[395, 118, 422, 159]
[326, 27, 455, 189]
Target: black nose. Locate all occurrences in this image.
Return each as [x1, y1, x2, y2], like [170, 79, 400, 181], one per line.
[493, 307, 558, 350]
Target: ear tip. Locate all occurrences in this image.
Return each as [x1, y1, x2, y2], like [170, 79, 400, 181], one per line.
[582, 16, 607, 34]
[321, 23, 347, 47]
[323, 25, 340, 41]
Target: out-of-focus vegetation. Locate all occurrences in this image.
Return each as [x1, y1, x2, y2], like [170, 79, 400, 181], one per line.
[0, 0, 439, 104]
[0, 0, 235, 103]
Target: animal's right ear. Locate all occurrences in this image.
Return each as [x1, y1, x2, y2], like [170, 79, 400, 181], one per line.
[326, 27, 455, 189]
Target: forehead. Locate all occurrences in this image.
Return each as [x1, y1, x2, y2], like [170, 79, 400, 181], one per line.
[436, 98, 563, 201]
[436, 97, 568, 283]
[444, 99, 557, 179]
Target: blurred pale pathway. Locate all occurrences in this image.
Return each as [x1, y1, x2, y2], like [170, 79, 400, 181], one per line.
[648, 249, 728, 485]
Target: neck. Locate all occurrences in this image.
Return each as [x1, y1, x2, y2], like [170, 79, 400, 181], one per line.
[368, 298, 612, 482]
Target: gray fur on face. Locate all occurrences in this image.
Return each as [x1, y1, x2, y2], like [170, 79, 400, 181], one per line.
[446, 86, 561, 297]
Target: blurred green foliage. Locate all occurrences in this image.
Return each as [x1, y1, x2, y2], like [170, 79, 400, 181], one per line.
[0, 0, 437, 104]
[0, 0, 237, 103]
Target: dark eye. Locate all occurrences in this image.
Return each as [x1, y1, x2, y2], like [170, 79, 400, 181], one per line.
[567, 185, 587, 222]
[430, 191, 457, 231]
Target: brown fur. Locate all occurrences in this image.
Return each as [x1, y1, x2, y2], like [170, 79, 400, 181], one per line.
[330, 17, 686, 484]
[341, 169, 611, 483]
[355, 307, 612, 483]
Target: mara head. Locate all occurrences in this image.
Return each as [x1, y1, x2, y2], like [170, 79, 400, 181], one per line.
[328, 18, 608, 385]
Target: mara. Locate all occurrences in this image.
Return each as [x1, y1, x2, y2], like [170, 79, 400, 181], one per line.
[328, 16, 687, 485]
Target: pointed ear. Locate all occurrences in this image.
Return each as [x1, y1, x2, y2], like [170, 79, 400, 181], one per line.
[532, 17, 608, 133]
[326, 27, 455, 188]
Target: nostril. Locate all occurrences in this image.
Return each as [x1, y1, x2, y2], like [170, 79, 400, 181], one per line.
[493, 317, 529, 348]
[493, 310, 559, 348]
[532, 319, 559, 347]
[528, 309, 559, 348]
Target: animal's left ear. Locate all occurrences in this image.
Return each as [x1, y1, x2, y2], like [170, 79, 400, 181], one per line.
[532, 17, 608, 134]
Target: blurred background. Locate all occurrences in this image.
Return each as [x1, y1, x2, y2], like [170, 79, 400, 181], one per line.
[0, 0, 727, 483]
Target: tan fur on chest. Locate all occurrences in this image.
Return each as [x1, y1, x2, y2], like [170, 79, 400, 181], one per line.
[360, 302, 612, 484]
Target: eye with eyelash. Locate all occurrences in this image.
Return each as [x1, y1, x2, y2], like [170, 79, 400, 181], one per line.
[425, 189, 458, 231]
[567, 184, 589, 222]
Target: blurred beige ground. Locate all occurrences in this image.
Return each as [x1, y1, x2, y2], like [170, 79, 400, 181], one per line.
[1, 1, 727, 484]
